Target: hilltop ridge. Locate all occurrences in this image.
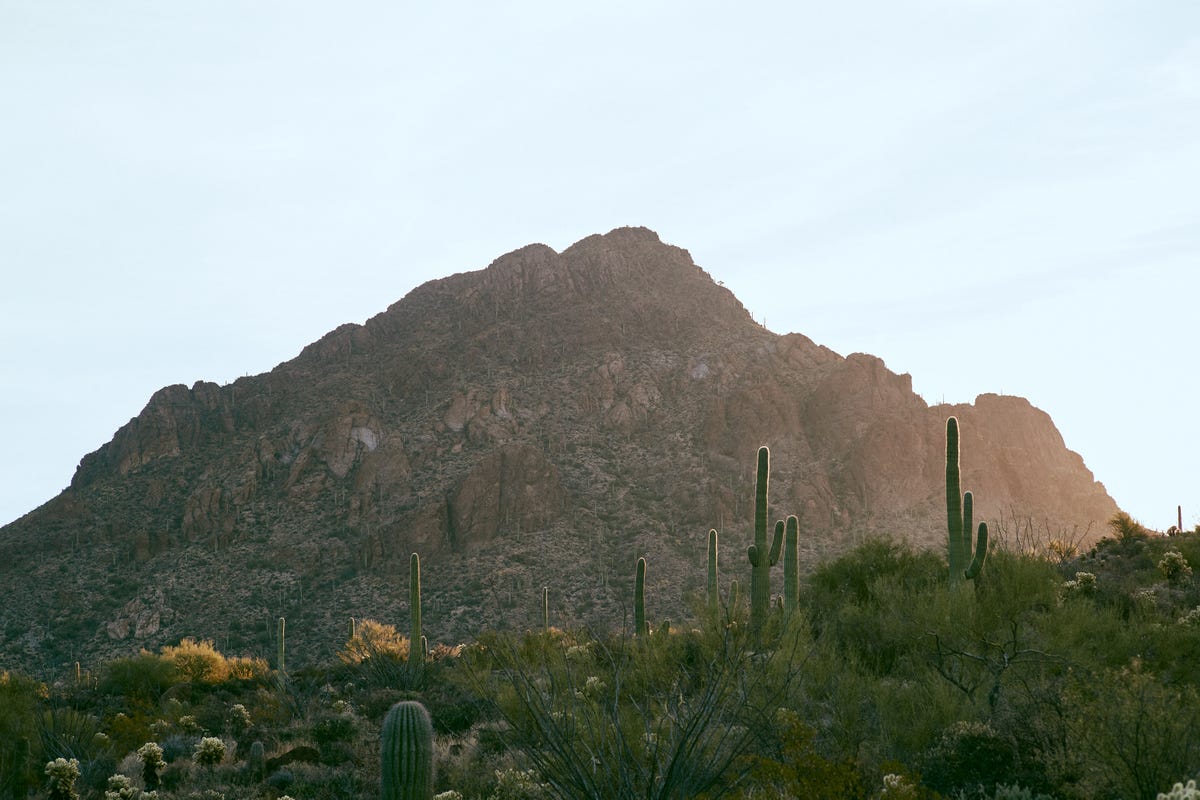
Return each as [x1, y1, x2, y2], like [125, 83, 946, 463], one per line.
[0, 227, 1116, 672]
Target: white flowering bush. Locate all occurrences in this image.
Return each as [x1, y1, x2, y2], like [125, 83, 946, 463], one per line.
[435, 792, 465, 800]
[193, 736, 227, 767]
[1159, 778, 1200, 799]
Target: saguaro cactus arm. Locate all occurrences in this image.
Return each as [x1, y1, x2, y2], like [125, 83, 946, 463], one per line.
[965, 522, 989, 580]
[783, 515, 799, 618]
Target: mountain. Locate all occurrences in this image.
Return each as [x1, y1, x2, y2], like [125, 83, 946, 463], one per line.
[0, 227, 1117, 674]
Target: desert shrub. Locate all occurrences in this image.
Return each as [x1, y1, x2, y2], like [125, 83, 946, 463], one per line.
[0, 671, 45, 798]
[160, 639, 229, 684]
[734, 709, 866, 799]
[921, 720, 1017, 797]
[486, 768, 550, 800]
[1059, 663, 1200, 800]
[101, 653, 179, 704]
[470, 626, 800, 799]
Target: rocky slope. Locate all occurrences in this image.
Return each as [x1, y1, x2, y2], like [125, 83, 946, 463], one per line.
[0, 227, 1117, 675]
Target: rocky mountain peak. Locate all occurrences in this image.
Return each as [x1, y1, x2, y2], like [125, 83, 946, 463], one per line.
[0, 228, 1119, 673]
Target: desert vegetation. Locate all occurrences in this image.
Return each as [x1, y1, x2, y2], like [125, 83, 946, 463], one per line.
[3, 424, 1199, 799]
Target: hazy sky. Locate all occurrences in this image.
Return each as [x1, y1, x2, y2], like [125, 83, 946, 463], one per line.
[2, 2, 1197, 532]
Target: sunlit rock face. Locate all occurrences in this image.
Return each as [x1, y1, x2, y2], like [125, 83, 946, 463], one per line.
[0, 227, 1117, 671]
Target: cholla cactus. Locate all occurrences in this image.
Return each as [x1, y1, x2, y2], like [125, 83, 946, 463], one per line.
[227, 702, 251, 734]
[45, 759, 80, 800]
[1063, 571, 1097, 598]
[194, 736, 227, 767]
[137, 742, 165, 790]
[1159, 550, 1193, 584]
[1178, 607, 1200, 627]
[879, 772, 918, 799]
[1159, 779, 1200, 800]
[45, 758, 80, 800]
[489, 768, 550, 799]
[104, 774, 138, 800]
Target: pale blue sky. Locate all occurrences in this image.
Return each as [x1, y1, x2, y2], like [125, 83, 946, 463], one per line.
[1, 2, 1197, 531]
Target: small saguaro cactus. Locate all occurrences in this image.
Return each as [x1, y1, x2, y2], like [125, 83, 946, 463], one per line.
[277, 617, 286, 674]
[946, 417, 989, 585]
[381, 700, 435, 800]
[782, 515, 800, 619]
[409, 553, 422, 666]
[246, 740, 265, 782]
[350, 617, 357, 641]
[706, 529, 719, 618]
[542, 586, 549, 632]
[634, 557, 648, 636]
[747, 446, 783, 635]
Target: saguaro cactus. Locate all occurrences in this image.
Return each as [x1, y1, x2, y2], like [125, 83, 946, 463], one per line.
[946, 417, 989, 584]
[276, 617, 286, 674]
[246, 740, 265, 782]
[747, 446, 783, 635]
[409, 553, 422, 666]
[782, 515, 800, 619]
[542, 586, 549, 632]
[381, 700, 435, 800]
[706, 529, 719, 618]
[634, 557, 648, 636]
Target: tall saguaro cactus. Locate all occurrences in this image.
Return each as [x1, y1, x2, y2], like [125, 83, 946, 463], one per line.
[747, 446, 783, 635]
[276, 617, 286, 674]
[634, 557, 648, 636]
[409, 553, 422, 665]
[706, 529, 719, 618]
[946, 417, 989, 585]
[542, 586, 550, 632]
[782, 515, 800, 619]
[381, 700, 434, 800]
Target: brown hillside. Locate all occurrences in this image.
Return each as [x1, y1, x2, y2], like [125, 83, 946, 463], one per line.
[0, 227, 1117, 674]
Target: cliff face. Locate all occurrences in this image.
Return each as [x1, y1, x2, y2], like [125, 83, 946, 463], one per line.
[0, 227, 1117, 673]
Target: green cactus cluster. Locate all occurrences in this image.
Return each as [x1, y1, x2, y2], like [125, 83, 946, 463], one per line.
[381, 700, 435, 800]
